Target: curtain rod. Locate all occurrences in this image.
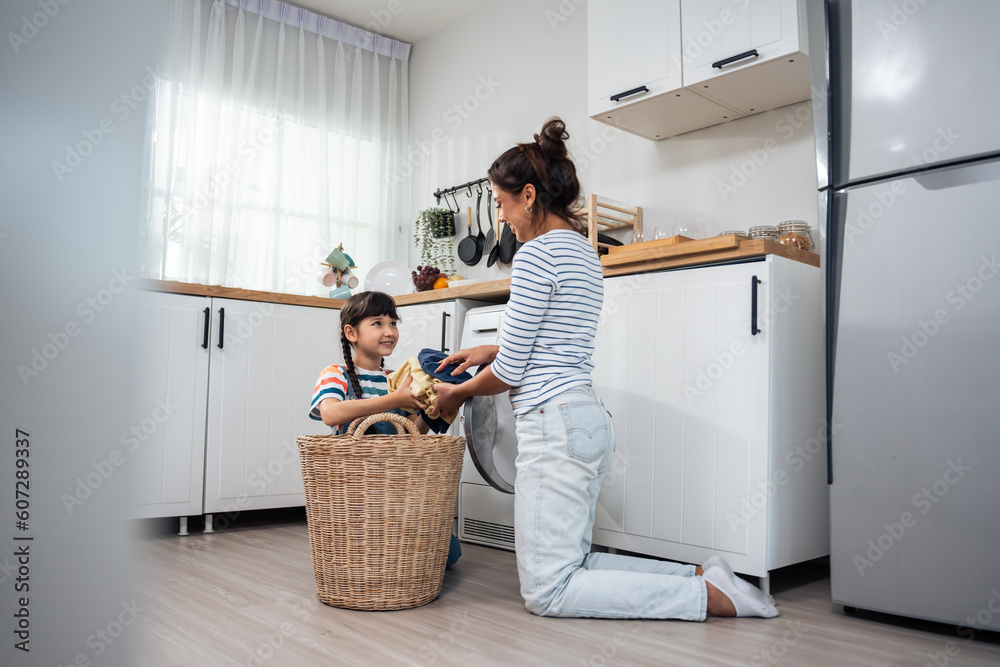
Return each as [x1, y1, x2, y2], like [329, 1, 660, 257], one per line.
[434, 178, 490, 205]
[222, 0, 411, 61]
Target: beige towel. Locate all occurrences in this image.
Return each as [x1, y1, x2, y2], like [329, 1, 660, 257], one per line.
[387, 357, 457, 424]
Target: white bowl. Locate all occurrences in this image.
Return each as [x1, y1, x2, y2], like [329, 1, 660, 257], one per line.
[363, 260, 413, 296]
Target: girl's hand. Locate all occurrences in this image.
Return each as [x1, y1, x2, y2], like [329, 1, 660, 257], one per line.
[392, 374, 428, 412]
[435, 345, 499, 376]
[428, 381, 465, 417]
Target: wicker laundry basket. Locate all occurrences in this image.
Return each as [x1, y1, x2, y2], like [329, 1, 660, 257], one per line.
[297, 412, 465, 610]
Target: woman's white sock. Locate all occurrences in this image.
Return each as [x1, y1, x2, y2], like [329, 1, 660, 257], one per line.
[702, 555, 775, 606]
[703, 565, 779, 618]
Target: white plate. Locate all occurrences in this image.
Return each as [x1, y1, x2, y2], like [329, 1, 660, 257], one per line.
[363, 260, 413, 296]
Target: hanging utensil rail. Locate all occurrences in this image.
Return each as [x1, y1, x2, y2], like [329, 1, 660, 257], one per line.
[434, 177, 489, 205]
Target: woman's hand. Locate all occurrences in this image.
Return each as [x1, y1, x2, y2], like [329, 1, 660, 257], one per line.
[435, 345, 499, 376]
[428, 381, 466, 417]
[391, 374, 427, 412]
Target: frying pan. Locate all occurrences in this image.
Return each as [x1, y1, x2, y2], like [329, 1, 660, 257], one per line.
[458, 197, 480, 265]
[473, 187, 486, 262]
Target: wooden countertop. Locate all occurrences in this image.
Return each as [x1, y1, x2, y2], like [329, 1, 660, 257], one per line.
[143, 236, 818, 307]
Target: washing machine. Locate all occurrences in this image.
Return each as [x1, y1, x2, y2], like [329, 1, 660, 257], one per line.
[457, 304, 517, 551]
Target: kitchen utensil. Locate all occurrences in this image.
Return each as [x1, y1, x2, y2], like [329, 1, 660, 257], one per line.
[483, 185, 495, 258]
[486, 241, 501, 267]
[497, 222, 517, 265]
[458, 204, 480, 265]
[364, 260, 412, 295]
[473, 191, 486, 263]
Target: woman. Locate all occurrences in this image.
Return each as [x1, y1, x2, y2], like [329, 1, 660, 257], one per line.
[430, 118, 776, 620]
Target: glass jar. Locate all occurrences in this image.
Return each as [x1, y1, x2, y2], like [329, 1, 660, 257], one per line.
[748, 225, 778, 241]
[777, 220, 813, 251]
[719, 229, 746, 237]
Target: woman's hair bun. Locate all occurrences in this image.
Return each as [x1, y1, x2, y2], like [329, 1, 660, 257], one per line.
[534, 117, 569, 160]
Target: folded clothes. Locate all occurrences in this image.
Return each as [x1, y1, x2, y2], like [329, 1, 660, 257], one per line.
[387, 349, 472, 433]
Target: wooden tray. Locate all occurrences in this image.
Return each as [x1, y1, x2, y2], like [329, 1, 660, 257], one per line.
[602, 234, 740, 266]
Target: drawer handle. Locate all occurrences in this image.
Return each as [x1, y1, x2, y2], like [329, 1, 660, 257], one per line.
[217, 307, 225, 349]
[751, 275, 761, 336]
[712, 49, 759, 69]
[202, 307, 210, 349]
[440, 312, 451, 352]
[610, 85, 649, 102]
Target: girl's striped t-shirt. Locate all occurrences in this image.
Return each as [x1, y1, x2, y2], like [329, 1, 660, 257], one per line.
[491, 229, 604, 416]
[309, 364, 390, 433]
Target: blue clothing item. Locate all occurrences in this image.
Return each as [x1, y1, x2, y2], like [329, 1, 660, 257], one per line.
[417, 348, 473, 383]
[446, 533, 461, 568]
[513, 385, 706, 620]
[416, 348, 473, 434]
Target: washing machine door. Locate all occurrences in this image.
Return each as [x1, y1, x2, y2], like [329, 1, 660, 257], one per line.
[462, 369, 517, 494]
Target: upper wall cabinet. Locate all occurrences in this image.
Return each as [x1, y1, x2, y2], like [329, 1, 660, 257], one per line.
[588, 0, 810, 140]
[681, 0, 811, 114]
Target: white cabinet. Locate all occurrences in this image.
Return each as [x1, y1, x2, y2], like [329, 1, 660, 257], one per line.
[128, 291, 211, 519]
[130, 292, 342, 520]
[203, 298, 342, 514]
[681, 0, 811, 115]
[592, 255, 828, 581]
[588, 0, 810, 140]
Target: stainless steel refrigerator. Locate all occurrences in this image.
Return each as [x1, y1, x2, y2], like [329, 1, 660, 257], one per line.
[809, 0, 1000, 630]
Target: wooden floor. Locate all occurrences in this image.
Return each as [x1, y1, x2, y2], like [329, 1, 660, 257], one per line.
[134, 509, 1000, 666]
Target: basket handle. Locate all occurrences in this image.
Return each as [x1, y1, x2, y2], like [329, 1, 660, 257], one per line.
[348, 412, 420, 438]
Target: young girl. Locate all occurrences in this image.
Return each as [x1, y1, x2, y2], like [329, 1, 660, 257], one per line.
[309, 290, 461, 566]
[430, 118, 775, 619]
[309, 290, 429, 435]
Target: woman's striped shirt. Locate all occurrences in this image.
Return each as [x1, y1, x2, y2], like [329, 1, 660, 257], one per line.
[491, 229, 604, 416]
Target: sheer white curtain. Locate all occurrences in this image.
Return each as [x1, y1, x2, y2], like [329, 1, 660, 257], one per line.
[143, 0, 410, 295]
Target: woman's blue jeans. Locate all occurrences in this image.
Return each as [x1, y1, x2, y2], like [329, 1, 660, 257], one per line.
[513, 385, 707, 620]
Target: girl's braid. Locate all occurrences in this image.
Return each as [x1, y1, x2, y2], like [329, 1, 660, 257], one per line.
[340, 329, 364, 399]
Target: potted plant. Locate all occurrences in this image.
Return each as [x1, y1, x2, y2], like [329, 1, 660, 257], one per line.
[413, 207, 455, 275]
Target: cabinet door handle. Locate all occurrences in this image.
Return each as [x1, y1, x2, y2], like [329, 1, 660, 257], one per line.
[217, 307, 225, 349]
[202, 307, 210, 349]
[610, 85, 649, 102]
[440, 312, 451, 352]
[751, 275, 761, 335]
[712, 49, 759, 69]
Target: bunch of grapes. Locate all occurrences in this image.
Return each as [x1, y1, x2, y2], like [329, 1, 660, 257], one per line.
[411, 265, 441, 291]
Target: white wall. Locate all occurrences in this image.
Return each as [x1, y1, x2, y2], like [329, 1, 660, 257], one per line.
[405, 0, 819, 281]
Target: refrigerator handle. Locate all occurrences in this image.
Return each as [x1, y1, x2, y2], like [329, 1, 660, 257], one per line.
[440, 312, 451, 352]
[750, 275, 761, 335]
